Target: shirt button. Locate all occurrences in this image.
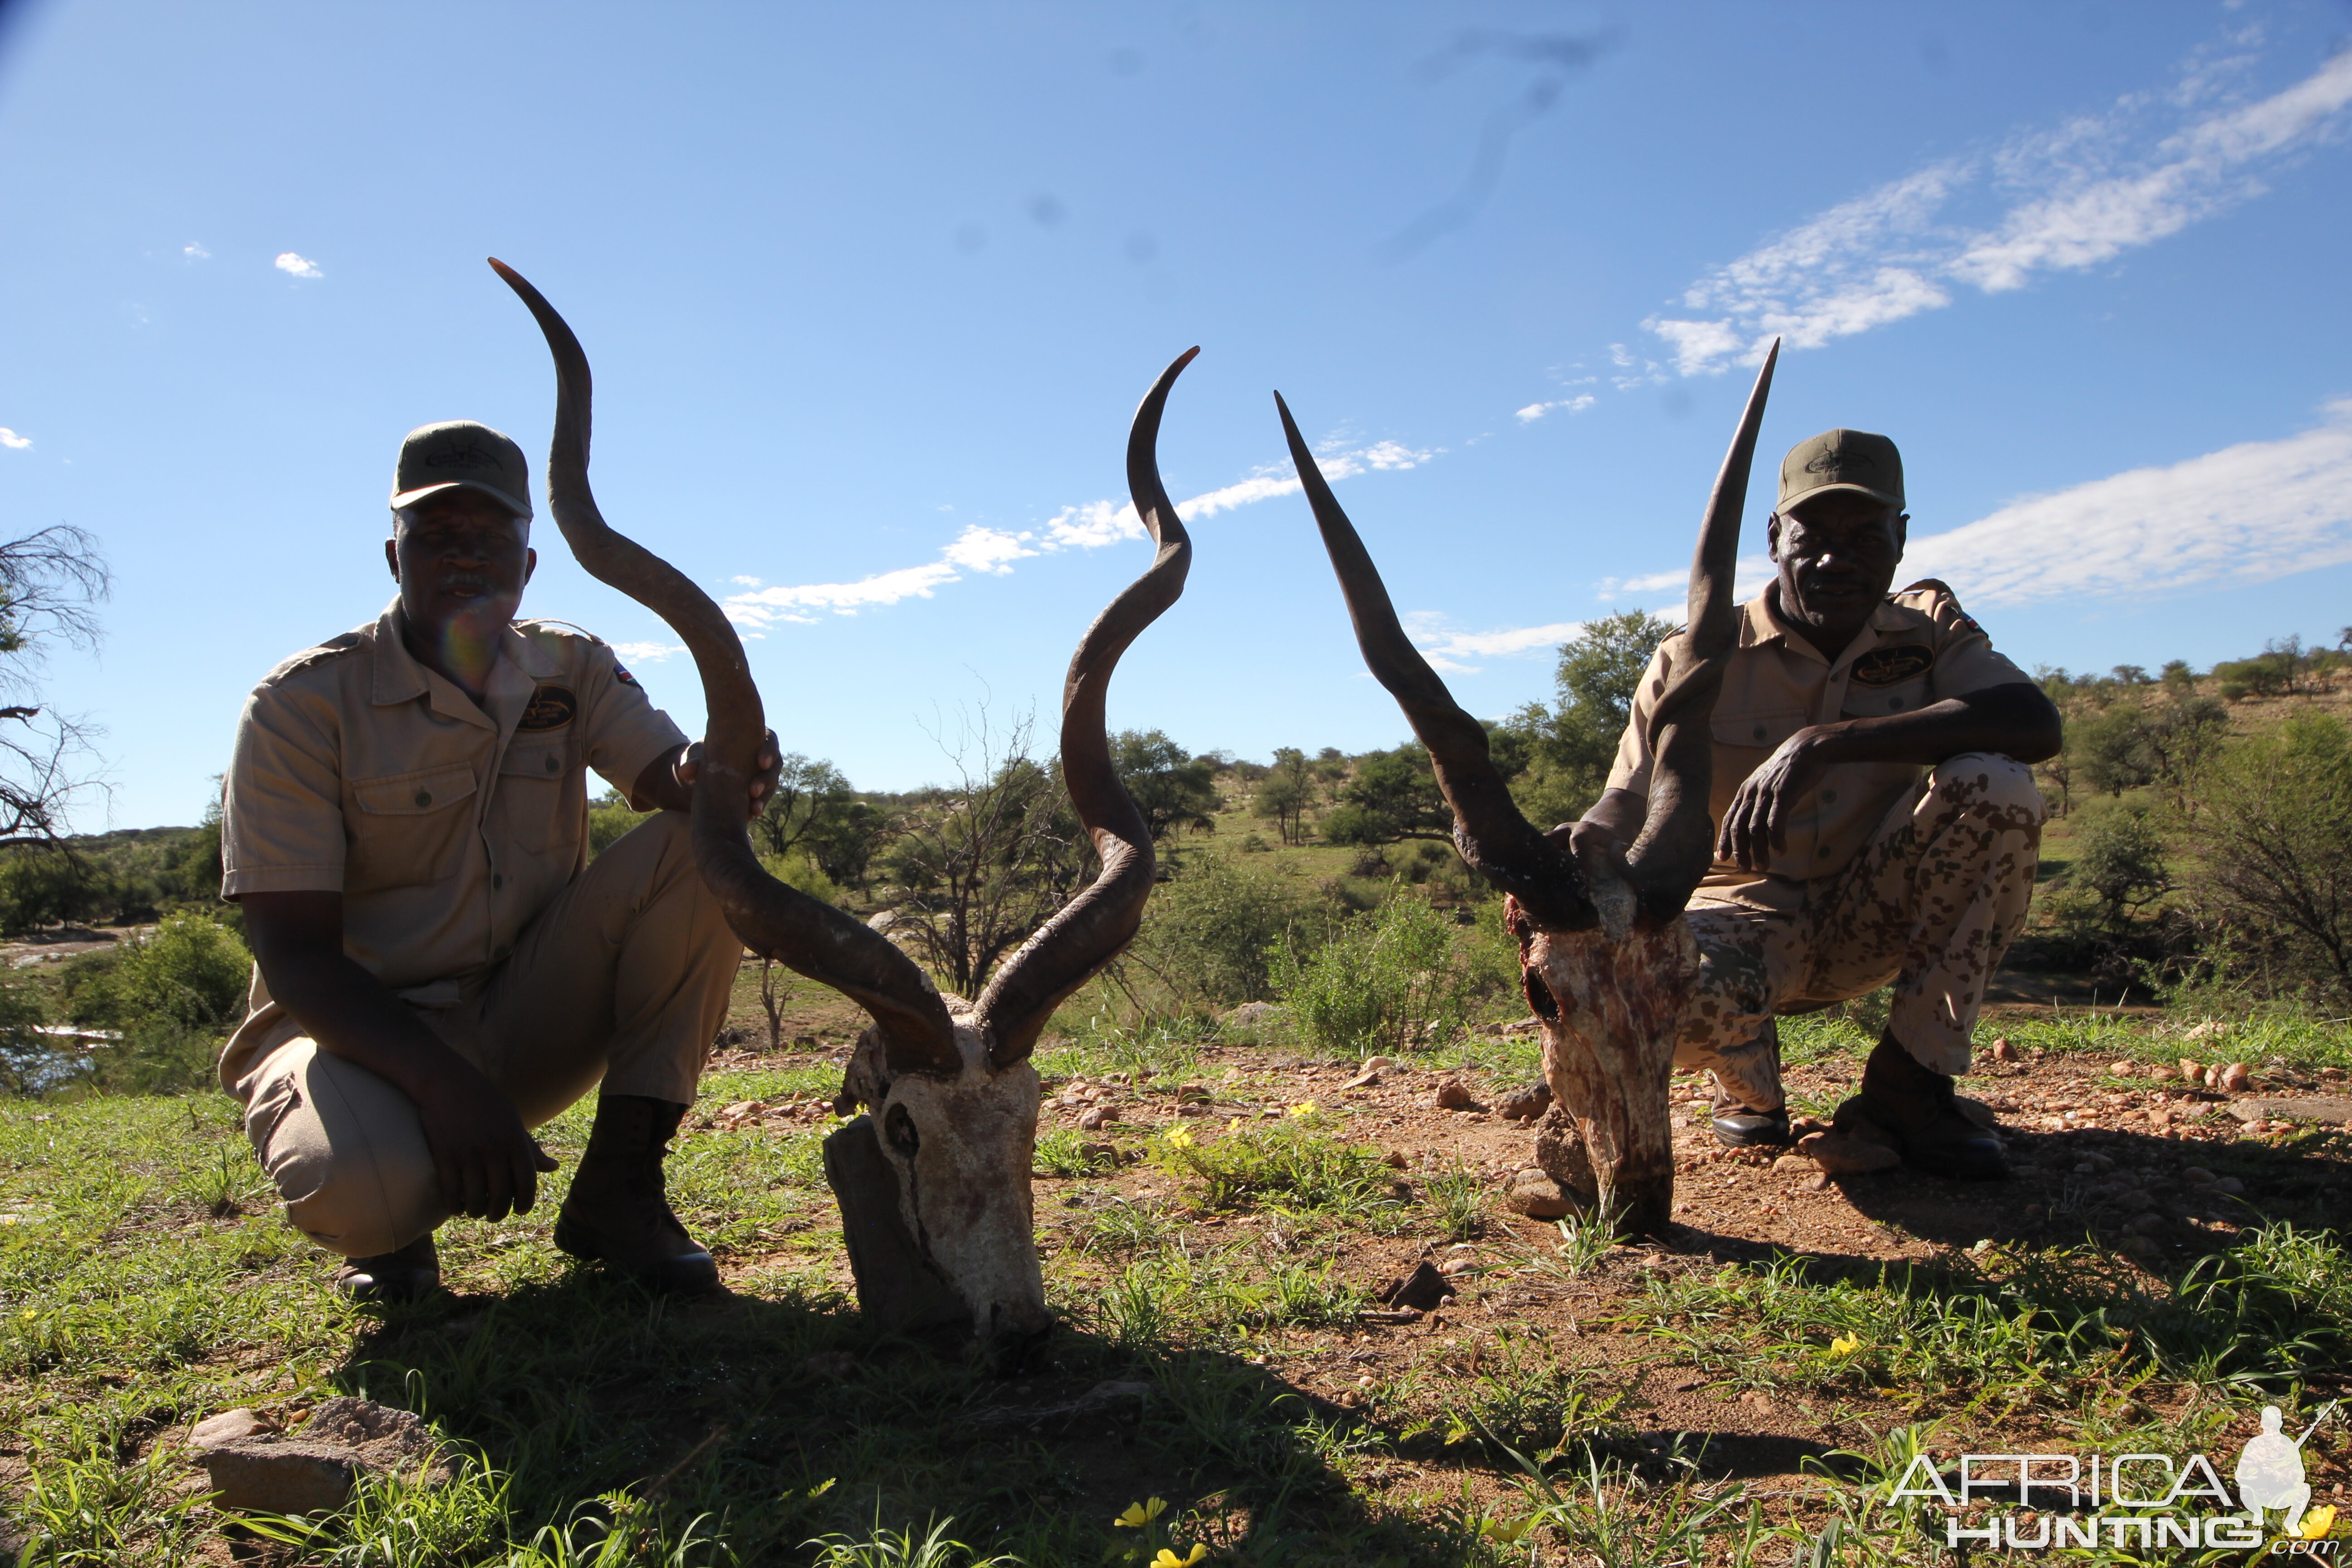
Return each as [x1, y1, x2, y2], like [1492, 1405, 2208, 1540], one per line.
[493, 873, 504, 890]
[1752, 725, 1767, 741]
[1888, 697, 1904, 710]
[1822, 789, 1838, 803]
[544, 755, 559, 773]
[414, 790, 432, 807]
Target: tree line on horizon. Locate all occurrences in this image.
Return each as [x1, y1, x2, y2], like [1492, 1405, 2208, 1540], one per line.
[2, 499, 2349, 1088]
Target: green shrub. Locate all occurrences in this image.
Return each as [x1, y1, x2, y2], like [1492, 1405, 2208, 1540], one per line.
[2184, 714, 2352, 1004]
[1272, 887, 1500, 1056]
[2071, 806, 2170, 926]
[1123, 854, 1309, 1010]
[64, 911, 250, 1032]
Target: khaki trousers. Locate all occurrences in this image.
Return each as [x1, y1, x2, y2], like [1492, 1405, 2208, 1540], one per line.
[227, 813, 739, 1258]
[1675, 753, 2045, 1112]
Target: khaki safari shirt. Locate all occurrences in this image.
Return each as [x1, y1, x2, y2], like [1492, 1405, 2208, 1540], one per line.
[220, 601, 686, 995]
[1606, 580, 2029, 896]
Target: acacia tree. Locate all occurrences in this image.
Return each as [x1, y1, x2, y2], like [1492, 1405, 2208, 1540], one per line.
[877, 710, 1088, 998]
[1253, 746, 1315, 845]
[1110, 728, 1220, 843]
[1499, 608, 1678, 828]
[0, 526, 110, 847]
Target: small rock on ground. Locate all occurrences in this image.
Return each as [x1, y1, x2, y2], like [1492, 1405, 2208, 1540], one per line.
[1494, 1081, 1553, 1122]
[1505, 1168, 1573, 1219]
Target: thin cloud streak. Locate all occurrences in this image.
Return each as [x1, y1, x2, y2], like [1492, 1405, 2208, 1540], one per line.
[1904, 399, 2352, 606]
[1592, 402, 2352, 613]
[1645, 49, 2352, 375]
[1404, 611, 1583, 674]
[724, 439, 1437, 631]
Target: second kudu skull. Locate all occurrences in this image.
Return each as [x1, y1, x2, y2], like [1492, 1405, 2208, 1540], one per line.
[1276, 343, 1778, 1237]
[494, 259, 1195, 1339]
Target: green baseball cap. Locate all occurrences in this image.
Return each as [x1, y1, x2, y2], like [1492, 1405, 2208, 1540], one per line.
[389, 420, 533, 519]
[1777, 427, 1905, 514]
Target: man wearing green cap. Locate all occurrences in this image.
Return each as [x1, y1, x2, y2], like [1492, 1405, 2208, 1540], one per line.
[1571, 428, 2061, 1180]
[218, 420, 777, 1299]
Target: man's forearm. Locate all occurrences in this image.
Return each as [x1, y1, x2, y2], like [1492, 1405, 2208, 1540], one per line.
[259, 947, 493, 1111]
[1797, 682, 2061, 769]
[632, 744, 692, 812]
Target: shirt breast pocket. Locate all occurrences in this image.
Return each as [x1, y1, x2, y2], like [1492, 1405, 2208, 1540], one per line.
[347, 764, 478, 892]
[497, 741, 578, 856]
[1843, 675, 1934, 717]
[1712, 709, 1808, 753]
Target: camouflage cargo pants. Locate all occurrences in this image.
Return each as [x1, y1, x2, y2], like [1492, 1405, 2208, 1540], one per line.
[1676, 753, 2045, 1112]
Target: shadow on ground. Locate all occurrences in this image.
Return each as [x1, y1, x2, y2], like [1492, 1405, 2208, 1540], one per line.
[332, 1270, 1500, 1563]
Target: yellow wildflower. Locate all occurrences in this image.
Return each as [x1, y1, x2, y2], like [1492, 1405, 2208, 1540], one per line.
[1165, 1127, 1195, 1150]
[1480, 1516, 1536, 1543]
[1115, 1498, 1169, 1528]
[1152, 1547, 1209, 1567]
[1287, 1101, 1316, 1117]
[2302, 1505, 2338, 1540]
[1829, 1333, 1861, 1355]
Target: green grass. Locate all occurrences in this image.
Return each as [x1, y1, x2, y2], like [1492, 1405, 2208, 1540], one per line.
[5, 991, 2351, 1566]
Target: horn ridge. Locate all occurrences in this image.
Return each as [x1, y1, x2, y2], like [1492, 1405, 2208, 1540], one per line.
[1274, 392, 1595, 931]
[489, 258, 960, 1073]
[974, 348, 1199, 1065]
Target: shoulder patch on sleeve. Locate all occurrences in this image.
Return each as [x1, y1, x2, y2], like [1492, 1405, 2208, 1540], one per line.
[258, 631, 364, 686]
[1893, 578, 1988, 641]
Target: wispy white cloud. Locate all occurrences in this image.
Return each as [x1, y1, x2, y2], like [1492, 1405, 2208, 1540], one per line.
[1645, 49, 2352, 374]
[611, 641, 687, 663]
[1902, 398, 2352, 606]
[725, 438, 1438, 630]
[0, 429, 29, 451]
[273, 251, 323, 279]
[1516, 394, 1596, 423]
[181, 242, 209, 260]
[1404, 611, 1582, 673]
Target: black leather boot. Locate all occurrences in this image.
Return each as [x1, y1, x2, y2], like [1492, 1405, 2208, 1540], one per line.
[554, 1095, 721, 1294]
[1710, 1090, 1793, 1148]
[1836, 1033, 2009, 1181]
[333, 1232, 440, 1303]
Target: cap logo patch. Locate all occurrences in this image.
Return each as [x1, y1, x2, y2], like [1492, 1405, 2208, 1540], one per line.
[517, 684, 578, 731]
[426, 438, 492, 470]
[1850, 645, 1933, 687]
[1806, 449, 1877, 475]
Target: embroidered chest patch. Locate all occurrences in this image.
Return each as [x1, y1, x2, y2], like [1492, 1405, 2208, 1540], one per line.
[518, 684, 578, 732]
[1850, 644, 1934, 687]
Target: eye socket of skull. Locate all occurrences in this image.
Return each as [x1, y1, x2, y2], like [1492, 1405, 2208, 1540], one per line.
[883, 1102, 921, 1158]
[1522, 966, 1560, 1022]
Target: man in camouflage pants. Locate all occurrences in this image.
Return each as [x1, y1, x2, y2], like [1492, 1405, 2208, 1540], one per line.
[1572, 428, 2060, 1180]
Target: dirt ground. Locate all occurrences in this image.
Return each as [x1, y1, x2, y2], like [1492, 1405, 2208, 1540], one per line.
[692, 979, 2352, 1517]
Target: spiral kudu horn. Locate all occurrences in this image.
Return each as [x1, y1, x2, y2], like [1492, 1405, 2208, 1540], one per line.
[1274, 337, 1778, 931]
[1617, 338, 1778, 924]
[490, 258, 960, 1075]
[1274, 395, 1596, 931]
[974, 348, 1198, 1066]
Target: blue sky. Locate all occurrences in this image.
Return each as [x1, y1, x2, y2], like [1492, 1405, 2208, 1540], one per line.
[3, 1, 2349, 831]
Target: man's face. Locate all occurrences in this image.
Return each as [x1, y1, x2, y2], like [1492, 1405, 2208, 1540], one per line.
[386, 490, 536, 654]
[1766, 490, 1907, 635]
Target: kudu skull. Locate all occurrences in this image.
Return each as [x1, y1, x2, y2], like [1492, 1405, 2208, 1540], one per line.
[492, 259, 1194, 1339]
[1276, 343, 1778, 1237]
